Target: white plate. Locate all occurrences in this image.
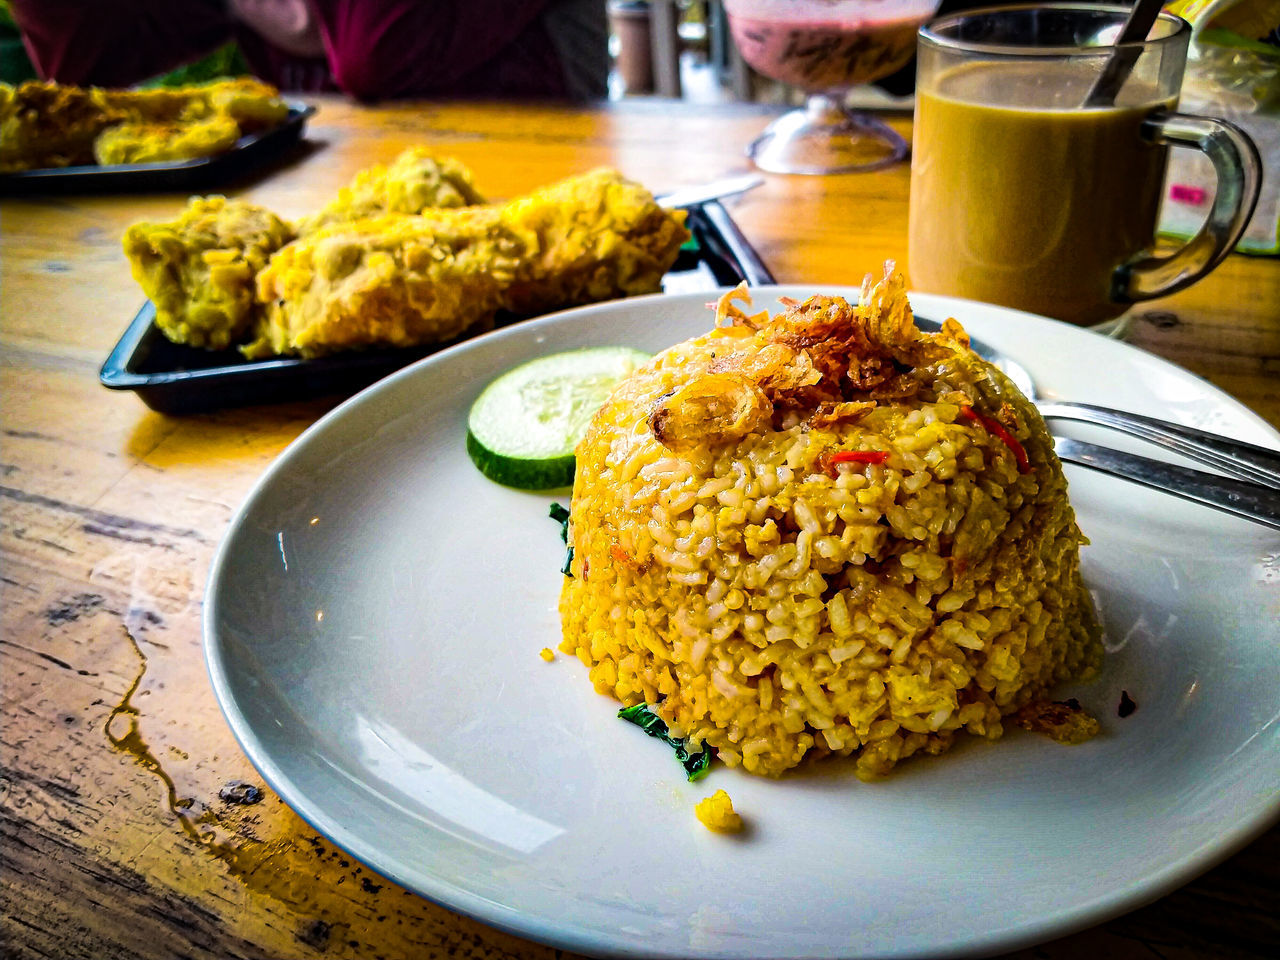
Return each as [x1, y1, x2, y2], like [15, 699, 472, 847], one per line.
[205, 289, 1280, 960]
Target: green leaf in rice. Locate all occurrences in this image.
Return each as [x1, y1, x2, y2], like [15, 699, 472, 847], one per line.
[618, 703, 712, 781]
[549, 502, 573, 575]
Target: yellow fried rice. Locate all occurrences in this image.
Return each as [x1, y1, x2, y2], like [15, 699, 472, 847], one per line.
[558, 265, 1101, 780]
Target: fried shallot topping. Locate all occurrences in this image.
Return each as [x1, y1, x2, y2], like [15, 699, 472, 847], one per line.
[650, 263, 965, 452]
[648, 373, 772, 454]
[809, 400, 877, 429]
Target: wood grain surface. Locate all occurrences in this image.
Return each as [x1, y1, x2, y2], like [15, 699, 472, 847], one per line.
[2, 96, 1277, 960]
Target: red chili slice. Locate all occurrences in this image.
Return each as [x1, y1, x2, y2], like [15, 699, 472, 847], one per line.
[960, 405, 1031, 474]
[830, 450, 890, 465]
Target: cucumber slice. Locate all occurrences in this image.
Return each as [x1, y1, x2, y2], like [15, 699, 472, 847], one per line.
[466, 346, 651, 489]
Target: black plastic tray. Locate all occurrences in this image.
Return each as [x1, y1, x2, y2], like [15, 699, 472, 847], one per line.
[0, 103, 315, 194]
[99, 199, 775, 415]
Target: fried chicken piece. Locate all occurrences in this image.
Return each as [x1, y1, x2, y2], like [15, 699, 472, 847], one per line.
[93, 115, 242, 165]
[496, 168, 690, 316]
[123, 196, 295, 350]
[0, 80, 123, 172]
[251, 167, 689, 358]
[100, 77, 288, 131]
[202, 77, 290, 131]
[296, 148, 486, 234]
[247, 206, 516, 358]
[95, 87, 199, 124]
[1, 77, 288, 172]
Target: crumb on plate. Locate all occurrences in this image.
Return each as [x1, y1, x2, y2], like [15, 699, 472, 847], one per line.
[1012, 698, 1099, 745]
[695, 789, 743, 833]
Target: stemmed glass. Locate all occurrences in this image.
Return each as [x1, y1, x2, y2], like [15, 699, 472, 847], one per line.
[724, 0, 942, 174]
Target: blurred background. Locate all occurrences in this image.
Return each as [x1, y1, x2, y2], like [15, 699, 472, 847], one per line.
[604, 0, 916, 108]
[3, 0, 1275, 250]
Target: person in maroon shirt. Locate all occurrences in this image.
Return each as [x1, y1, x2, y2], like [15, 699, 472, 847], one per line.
[8, 0, 609, 100]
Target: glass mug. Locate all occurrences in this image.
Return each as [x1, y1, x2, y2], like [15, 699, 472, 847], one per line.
[907, 3, 1261, 326]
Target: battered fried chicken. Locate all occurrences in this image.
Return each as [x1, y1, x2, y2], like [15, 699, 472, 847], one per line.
[0, 81, 123, 172]
[120, 149, 491, 352]
[297, 147, 486, 234]
[123, 196, 294, 350]
[250, 168, 689, 358]
[93, 116, 242, 165]
[247, 206, 515, 358]
[496, 167, 690, 317]
[97, 77, 288, 130]
[0, 77, 288, 172]
[201, 77, 290, 131]
[122, 163, 687, 359]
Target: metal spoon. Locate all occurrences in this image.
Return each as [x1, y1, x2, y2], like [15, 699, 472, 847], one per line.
[1083, 0, 1166, 107]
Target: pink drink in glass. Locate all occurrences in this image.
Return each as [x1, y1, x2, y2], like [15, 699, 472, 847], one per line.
[726, 0, 938, 91]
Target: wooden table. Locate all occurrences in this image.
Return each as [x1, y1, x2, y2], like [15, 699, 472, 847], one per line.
[2, 97, 1277, 960]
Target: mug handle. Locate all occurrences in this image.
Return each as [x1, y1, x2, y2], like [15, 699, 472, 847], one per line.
[1112, 112, 1261, 304]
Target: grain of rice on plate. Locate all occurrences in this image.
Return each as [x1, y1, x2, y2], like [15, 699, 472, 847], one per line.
[558, 264, 1101, 780]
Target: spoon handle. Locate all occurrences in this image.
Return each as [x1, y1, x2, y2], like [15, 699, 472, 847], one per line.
[1083, 0, 1165, 107]
[1053, 436, 1280, 531]
[1038, 401, 1280, 489]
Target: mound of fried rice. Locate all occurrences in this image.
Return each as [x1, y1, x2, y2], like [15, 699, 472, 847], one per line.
[558, 265, 1101, 780]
